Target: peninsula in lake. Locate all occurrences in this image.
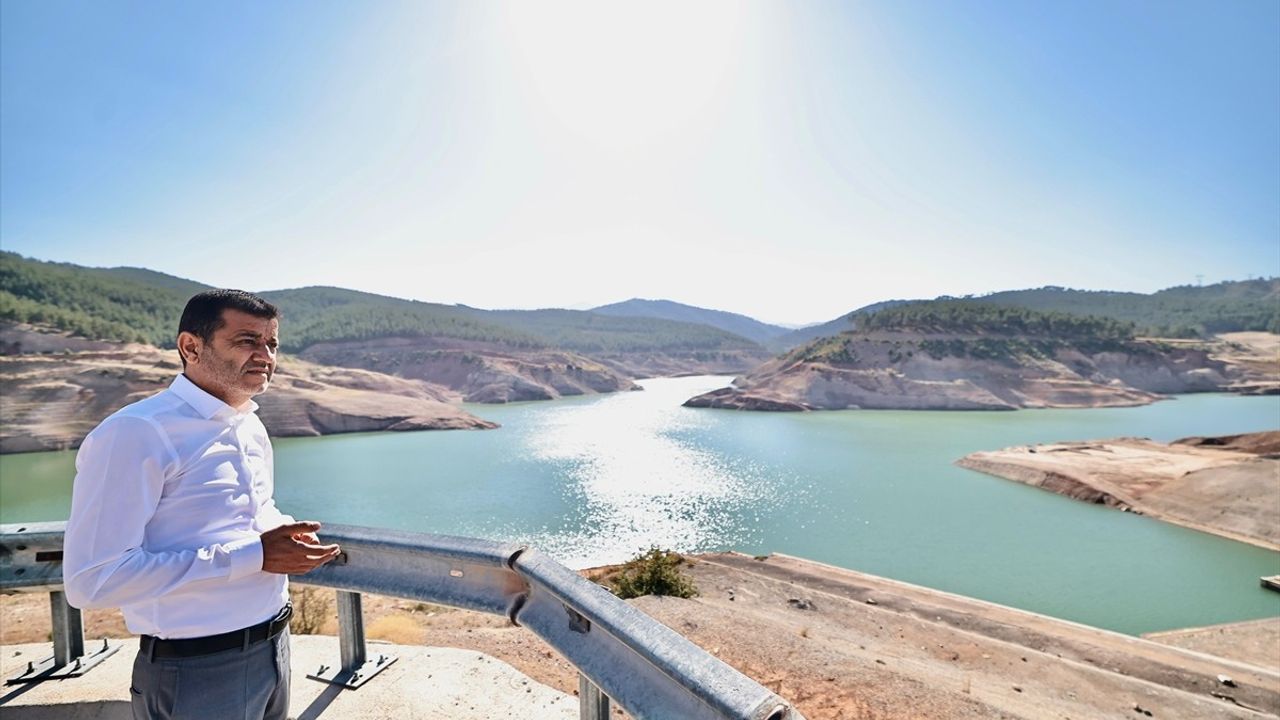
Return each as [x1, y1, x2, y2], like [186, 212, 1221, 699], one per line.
[957, 430, 1280, 551]
[0, 323, 497, 454]
[685, 301, 1276, 411]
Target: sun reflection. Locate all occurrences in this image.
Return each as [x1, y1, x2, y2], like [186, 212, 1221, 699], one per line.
[514, 376, 783, 567]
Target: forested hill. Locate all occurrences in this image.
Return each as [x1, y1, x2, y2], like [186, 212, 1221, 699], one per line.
[0, 252, 531, 350]
[258, 287, 546, 351]
[861, 301, 1136, 343]
[787, 301, 1141, 365]
[0, 253, 761, 353]
[788, 279, 1279, 349]
[479, 308, 761, 353]
[0, 251, 205, 346]
[776, 299, 910, 349]
[590, 298, 789, 345]
[974, 280, 1280, 337]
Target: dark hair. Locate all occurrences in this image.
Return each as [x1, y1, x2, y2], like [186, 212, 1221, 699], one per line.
[178, 289, 279, 346]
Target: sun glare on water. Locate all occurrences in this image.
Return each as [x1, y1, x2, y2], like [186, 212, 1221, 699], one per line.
[517, 377, 783, 568]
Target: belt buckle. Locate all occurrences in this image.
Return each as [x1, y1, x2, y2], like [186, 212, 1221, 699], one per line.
[269, 603, 293, 636]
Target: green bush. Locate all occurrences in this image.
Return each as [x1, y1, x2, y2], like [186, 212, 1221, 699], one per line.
[610, 547, 698, 600]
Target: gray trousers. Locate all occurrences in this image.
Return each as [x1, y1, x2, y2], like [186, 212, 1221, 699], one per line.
[130, 627, 290, 720]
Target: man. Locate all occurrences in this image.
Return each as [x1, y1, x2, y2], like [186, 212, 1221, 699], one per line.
[63, 289, 340, 720]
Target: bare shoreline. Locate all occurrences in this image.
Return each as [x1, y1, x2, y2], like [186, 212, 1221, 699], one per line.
[956, 431, 1280, 551]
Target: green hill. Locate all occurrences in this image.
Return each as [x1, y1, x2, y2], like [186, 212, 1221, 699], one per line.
[862, 300, 1136, 356]
[792, 279, 1279, 350]
[0, 251, 199, 346]
[775, 299, 910, 349]
[861, 300, 1136, 341]
[259, 288, 546, 352]
[789, 301, 1141, 366]
[0, 253, 761, 354]
[479, 308, 762, 353]
[976, 280, 1280, 337]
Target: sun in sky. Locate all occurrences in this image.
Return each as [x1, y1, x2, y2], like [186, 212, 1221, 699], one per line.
[2, 0, 1277, 325]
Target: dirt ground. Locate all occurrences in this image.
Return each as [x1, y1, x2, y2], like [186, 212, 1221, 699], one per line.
[4, 553, 1277, 719]
[1144, 617, 1280, 671]
[1212, 332, 1280, 393]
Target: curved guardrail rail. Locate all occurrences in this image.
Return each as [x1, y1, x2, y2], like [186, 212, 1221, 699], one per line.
[1, 521, 804, 720]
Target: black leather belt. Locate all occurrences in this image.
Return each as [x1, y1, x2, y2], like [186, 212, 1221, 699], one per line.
[141, 603, 292, 660]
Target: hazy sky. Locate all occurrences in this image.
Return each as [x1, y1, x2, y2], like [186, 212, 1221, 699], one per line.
[2, 1, 1277, 325]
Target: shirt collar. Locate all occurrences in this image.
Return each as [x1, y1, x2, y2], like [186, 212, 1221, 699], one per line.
[170, 374, 259, 420]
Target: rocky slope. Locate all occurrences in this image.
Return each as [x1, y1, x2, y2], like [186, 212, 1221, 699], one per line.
[686, 330, 1239, 411]
[298, 337, 640, 403]
[0, 324, 495, 453]
[956, 431, 1280, 550]
[1211, 332, 1280, 395]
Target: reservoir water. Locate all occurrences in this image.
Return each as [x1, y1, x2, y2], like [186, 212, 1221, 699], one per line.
[2, 376, 1277, 635]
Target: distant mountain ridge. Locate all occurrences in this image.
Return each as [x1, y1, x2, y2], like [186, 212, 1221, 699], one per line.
[0, 253, 762, 354]
[591, 298, 790, 345]
[2, 251, 1275, 360]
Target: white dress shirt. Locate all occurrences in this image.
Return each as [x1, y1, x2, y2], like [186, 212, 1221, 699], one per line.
[64, 374, 294, 639]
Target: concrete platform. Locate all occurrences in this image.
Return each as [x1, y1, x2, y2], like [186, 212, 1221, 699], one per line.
[0, 635, 578, 719]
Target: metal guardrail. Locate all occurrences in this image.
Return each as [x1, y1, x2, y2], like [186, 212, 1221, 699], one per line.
[1, 521, 804, 720]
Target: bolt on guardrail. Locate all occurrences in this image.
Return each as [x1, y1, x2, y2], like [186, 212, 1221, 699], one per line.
[1, 522, 804, 720]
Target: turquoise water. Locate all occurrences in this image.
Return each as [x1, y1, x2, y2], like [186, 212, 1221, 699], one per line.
[3, 376, 1277, 635]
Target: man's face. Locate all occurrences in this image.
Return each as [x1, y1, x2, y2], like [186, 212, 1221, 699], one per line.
[180, 309, 280, 409]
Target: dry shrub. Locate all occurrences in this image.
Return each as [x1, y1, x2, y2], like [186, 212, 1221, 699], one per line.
[609, 547, 697, 600]
[409, 601, 453, 615]
[367, 614, 425, 645]
[289, 586, 334, 635]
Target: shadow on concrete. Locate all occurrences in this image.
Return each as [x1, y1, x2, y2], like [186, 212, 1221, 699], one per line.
[295, 683, 346, 719]
[0, 681, 43, 706]
[0, 700, 132, 719]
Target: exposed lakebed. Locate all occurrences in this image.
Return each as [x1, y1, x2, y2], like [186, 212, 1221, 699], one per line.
[3, 376, 1277, 635]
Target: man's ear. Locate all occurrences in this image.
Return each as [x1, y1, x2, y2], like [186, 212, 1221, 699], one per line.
[177, 331, 203, 366]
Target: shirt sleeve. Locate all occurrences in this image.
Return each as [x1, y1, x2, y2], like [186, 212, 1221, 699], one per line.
[62, 416, 263, 610]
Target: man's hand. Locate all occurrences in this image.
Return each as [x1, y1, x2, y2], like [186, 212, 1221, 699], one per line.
[261, 521, 341, 575]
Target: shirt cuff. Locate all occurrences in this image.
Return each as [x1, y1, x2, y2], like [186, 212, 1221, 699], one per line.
[225, 536, 265, 581]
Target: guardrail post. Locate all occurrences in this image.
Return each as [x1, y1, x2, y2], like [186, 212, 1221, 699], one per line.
[50, 590, 85, 665]
[579, 673, 610, 720]
[337, 590, 366, 671]
[4, 591, 119, 685]
[305, 589, 398, 689]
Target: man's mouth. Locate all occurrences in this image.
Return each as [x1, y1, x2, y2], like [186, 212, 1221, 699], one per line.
[245, 367, 272, 377]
